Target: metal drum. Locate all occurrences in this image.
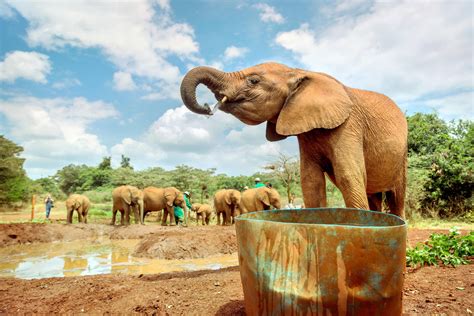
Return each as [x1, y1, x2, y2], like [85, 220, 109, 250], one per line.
[235, 208, 407, 315]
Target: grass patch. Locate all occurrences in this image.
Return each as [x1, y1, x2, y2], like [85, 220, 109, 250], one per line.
[406, 228, 473, 268]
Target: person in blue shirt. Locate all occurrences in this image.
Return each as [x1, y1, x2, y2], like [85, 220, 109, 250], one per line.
[44, 193, 54, 220]
[254, 177, 265, 188]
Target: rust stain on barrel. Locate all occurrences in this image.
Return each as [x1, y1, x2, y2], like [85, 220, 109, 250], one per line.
[235, 208, 406, 316]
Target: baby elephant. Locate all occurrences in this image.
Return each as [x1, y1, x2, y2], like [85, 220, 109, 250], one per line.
[191, 203, 212, 225]
[66, 194, 91, 224]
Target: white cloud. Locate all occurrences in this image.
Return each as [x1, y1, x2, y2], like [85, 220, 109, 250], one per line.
[110, 105, 299, 175]
[0, 51, 51, 83]
[113, 71, 137, 91]
[4, 0, 199, 95]
[52, 78, 81, 90]
[275, 1, 473, 119]
[253, 3, 285, 24]
[409, 92, 474, 121]
[0, 96, 118, 178]
[224, 46, 249, 61]
[0, 0, 15, 18]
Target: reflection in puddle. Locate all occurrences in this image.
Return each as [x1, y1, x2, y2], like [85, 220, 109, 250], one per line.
[0, 239, 238, 279]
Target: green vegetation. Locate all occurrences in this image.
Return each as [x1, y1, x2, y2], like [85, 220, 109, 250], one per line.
[406, 228, 473, 268]
[0, 113, 472, 222]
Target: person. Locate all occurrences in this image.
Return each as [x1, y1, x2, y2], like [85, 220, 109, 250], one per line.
[44, 193, 54, 220]
[174, 191, 192, 227]
[265, 182, 273, 188]
[254, 177, 265, 188]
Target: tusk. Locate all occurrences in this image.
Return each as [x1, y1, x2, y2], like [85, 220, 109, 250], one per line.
[221, 96, 228, 104]
[210, 96, 228, 115]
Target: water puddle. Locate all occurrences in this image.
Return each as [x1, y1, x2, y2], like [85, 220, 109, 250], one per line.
[0, 239, 238, 279]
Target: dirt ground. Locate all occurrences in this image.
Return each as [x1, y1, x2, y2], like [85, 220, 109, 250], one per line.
[0, 223, 472, 315]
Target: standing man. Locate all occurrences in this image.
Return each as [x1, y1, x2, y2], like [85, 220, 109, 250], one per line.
[254, 177, 265, 188]
[44, 193, 54, 220]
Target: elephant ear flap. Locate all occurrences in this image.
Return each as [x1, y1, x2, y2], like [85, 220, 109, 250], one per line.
[121, 188, 132, 205]
[224, 192, 232, 205]
[276, 73, 354, 136]
[164, 188, 175, 207]
[257, 189, 271, 207]
[266, 121, 288, 142]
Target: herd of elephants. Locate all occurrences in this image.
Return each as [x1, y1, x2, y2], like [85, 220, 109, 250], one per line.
[66, 61, 409, 229]
[65, 185, 282, 226]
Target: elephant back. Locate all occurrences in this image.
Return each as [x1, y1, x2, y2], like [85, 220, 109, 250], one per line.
[143, 186, 167, 211]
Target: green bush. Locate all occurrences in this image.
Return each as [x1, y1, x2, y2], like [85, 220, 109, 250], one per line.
[406, 228, 473, 268]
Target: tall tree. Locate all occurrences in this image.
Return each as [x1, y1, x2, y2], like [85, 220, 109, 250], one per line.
[0, 136, 28, 204]
[98, 156, 112, 170]
[120, 154, 133, 169]
[264, 153, 300, 202]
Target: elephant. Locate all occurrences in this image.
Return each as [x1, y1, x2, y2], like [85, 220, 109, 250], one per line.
[111, 185, 144, 225]
[65, 194, 90, 224]
[191, 202, 212, 225]
[181, 62, 408, 217]
[143, 186, 188, 226]
[213, 189, 241, 225]
[240, 187, 282, 214]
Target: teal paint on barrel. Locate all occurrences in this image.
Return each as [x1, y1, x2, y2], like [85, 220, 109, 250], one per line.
[234, 208, 407, 315]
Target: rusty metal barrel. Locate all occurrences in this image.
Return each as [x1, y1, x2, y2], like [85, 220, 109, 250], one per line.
[235, 208, 407, 315]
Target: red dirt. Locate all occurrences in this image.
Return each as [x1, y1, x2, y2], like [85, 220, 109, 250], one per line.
[0, 225, 472, 314]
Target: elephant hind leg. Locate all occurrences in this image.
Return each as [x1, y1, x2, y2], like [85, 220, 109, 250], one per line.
[386, 189, 405, 218]
[368, 192, 383, 212]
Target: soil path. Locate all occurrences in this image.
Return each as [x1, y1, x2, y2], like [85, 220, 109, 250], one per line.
[0, 224, 472, 314]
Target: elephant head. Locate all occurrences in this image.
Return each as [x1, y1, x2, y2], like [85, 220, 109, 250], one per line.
[122, 185, 144, 224]
[191, 203, 202, 213]
[225, 189, 242, 216]
[257, 187, 282, 210]
[180, 63, 354, 141]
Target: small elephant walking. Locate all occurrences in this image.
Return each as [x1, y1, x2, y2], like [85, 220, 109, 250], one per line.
[143, 186, 188, 226]
[214, 189, 241, 225]
[241, 187, 282, 214]
[181, 62, 408, 217]
[66, 194, 90, 224]
[111, 185, 144, 225]
[191, 203, 212, 225]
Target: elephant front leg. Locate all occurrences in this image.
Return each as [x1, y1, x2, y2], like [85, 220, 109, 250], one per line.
[120, 210, 125, 225]
[333, 160, 369, 210]
[169, 207, 177, 226]
[67, 208, 72, 224]
[77, 209, 83, 223]
[300, 155, 327, 208]
[110, 209, 117, 225]
[161, 209, 168, 226]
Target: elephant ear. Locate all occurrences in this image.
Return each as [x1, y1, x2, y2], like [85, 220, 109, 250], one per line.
[164, 188, 177, 207]
[121, 187, 132, 205]
[257, 188, 271, 207]
[276, 73, 354, 136]
[224, 191, 232, 205]
[266, 121, 288, 142]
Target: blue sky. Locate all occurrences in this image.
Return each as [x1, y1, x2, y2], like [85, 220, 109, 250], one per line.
[0, 0, 472, 179]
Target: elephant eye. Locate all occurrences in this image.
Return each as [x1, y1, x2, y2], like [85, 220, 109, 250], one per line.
[249, 77, 260, 85]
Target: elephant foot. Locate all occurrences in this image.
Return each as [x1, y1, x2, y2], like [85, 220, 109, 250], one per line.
[161, 223, 168, 226]
[170, 222, 176, 226]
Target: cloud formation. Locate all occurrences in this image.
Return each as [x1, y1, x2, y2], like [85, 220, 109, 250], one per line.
[224, 46, 249, 61]
[253, 3, 285, 24]
[0, 96, 118, 178]
[113, 71, 137, 91]
[0, 51, 51, 83]
[4, 0, 198, 94]
[275, 1, 473, 119]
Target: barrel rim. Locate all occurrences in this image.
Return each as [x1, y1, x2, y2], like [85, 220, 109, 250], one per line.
[234, 207, 407, 229]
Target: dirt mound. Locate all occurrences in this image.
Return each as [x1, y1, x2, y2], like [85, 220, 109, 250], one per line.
[0, 223, 62, 246]
[134, 226, 237, 259]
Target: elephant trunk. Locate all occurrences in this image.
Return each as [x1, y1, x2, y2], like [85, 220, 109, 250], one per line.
[138, 200, 144, 225]
[180, 66, 227, 115]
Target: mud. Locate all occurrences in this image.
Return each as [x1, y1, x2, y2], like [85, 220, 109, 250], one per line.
[0, 223, 472, 314]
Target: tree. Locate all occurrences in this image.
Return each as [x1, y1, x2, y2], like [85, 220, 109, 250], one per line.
[120, 155, 133, 169]
[0, 136, 29, 205]
[407, 113, 450, 155]
[98, 156, 112, 170]
[264, 153, 300, 202]
[55, 164, 90, 194]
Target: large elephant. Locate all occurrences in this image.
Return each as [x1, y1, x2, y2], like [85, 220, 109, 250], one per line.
[111, 185, 144, 225]
[241, 187, 282, 214]
[191, 202, 212, 225]
[214, 189, 241, 225]
[143, 186, 188, 226]
[181, 63, 407, 217]
[65, 194, 90, 224]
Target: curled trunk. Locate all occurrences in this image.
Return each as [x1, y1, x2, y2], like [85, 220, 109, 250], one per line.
[180, 66, 226, 115]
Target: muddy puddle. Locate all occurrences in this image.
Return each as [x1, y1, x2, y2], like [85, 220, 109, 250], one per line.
[0, 239, 238, 279]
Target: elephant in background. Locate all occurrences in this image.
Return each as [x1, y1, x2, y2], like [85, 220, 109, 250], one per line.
[181, 62, 408, 217]
[214, 189, 241, 225]
[111, 185, 144, 225]
[241, 187, 282, 214]
[66, 194, 90, 224]
[191, 203, 212, 225]
[143, 186, 188, 226]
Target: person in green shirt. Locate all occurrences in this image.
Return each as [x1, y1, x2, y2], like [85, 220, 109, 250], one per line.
[174, 191, 192, 227]
[254, 177, 265, 188]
